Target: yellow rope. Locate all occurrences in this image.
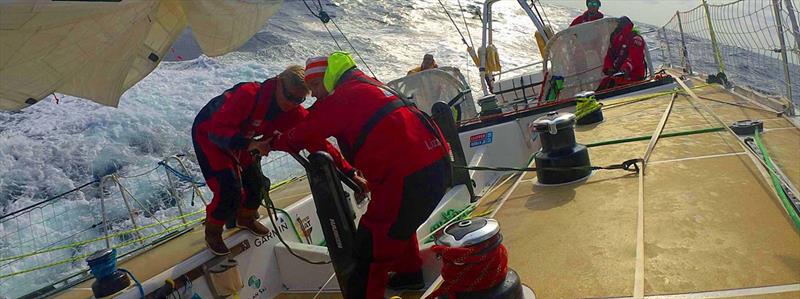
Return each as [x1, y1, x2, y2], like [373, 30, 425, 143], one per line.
[0, 210, 204, 263]
[0, 218, 204, 279]
[1, 176, 301, 264]
[0, 175, 304, 278]
[603, 83, 710, 110]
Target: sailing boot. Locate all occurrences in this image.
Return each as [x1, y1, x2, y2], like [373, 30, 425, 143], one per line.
[204, 221, 230, 256]
[387, 270, 425, 291]
[236, 208, 270, 236]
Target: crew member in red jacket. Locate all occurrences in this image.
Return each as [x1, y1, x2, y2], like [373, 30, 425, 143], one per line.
[570, 0, 604, 27]
[273, 52, 451, 298]
[192, 65, 362, 256]
[598, 16, 647, 90]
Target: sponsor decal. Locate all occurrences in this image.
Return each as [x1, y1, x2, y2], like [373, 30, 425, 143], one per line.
[469, 132, 494, 147]
[253, 218, 290, 247]
[248, 275, 262, 289]
[247, 275, 267, 298]
[297, 215, 314, 244]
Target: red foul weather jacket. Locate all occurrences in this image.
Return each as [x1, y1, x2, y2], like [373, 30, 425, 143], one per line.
[603, 22, 647, 81]
[193, 78, 352, 173]
[272, 70, 449, 191]
[570, 11, 604, 27]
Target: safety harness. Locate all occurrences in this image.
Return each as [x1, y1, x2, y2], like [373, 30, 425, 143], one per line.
[335, 69, 449, 162]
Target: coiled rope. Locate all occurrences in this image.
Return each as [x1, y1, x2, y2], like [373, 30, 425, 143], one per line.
[427, 234, 509, 299]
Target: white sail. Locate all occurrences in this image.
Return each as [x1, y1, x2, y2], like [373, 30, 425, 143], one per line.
[0, 0, 284, 111]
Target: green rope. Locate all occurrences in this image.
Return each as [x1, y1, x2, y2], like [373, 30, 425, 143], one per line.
[0, 218, 203, 279]
[753, 130, 800, 231]
[585, 127, 725, 148]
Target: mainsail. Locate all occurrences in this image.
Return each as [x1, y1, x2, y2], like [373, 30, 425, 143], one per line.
[0, 0, 284, 111]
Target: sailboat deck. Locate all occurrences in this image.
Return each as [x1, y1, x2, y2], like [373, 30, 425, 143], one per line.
[54, 81, 799, 299]
[484, 82, 800, 298]
[55, 178, 314, 299]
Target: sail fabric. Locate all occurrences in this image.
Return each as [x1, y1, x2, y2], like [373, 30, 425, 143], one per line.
[387, 67, 478, 120]
[0, 0, 284, 111]
[542, 18, 619, 100]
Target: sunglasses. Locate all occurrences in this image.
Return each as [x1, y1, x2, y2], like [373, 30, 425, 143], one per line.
[281, 82, 306, 104]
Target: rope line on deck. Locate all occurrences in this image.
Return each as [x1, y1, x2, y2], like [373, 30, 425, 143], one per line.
[668, 70, 800, 229]
[752, 130, 800, 230]
[454, 158, 642, 174]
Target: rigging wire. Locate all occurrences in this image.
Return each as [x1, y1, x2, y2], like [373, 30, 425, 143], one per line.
[456, 0, 475, 48]
[329, 17, 379, 80]
[531, 0, 553, 29]
[437, 0, 471, 48]
[301, 0, 379, 80]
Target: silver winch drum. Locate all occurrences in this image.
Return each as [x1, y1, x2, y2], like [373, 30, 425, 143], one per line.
[436, 217, 501, 248]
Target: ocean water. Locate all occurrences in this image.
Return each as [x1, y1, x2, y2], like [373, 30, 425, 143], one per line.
[0, 0, 794, 297]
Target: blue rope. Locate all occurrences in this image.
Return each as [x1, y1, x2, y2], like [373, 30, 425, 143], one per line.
[158, 161, 206, 186]
[87, 249, 144, 299]
[119, 268, 145, 299]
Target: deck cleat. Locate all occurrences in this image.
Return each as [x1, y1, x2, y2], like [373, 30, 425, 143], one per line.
[530, 112, 592, 185]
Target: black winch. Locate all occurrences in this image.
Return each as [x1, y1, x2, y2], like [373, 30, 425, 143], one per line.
[730, 119, 763, 136]
[530, 112, 592, 184]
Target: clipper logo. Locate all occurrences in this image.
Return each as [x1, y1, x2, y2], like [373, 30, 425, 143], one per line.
[248, 275, 267, 299]
[469, 132, 493, 147]
[248, 275, 262, 289]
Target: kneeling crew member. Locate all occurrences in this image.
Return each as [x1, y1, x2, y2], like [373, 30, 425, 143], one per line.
[274, 52, 452, 298]
[192, 65, 360, 256]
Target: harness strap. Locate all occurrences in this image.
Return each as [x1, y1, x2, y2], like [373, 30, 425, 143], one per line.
[350, 99, 407, 156]
[339, 70, 448, 161]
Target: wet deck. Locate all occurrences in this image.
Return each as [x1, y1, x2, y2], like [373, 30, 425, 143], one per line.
[486, 82, 800, 298]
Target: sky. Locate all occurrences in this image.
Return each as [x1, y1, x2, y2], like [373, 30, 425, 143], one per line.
[547, 0, 708, 26]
